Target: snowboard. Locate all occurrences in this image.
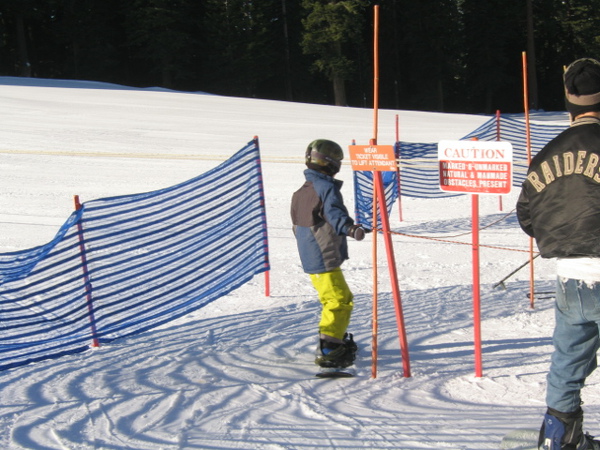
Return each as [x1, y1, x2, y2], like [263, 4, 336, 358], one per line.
[315, 367, 355, 378]
[500, 428, 539, 450]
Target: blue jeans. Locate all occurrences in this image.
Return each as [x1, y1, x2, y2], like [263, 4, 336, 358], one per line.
[546, 277, 600, 413]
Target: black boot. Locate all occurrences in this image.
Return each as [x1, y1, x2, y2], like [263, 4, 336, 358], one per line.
[314, 334, 357, 368]
[343, 333, 358, 361]
[537, 407, 595, 450]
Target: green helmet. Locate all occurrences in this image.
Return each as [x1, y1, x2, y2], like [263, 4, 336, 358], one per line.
[305, 139, 344, 175]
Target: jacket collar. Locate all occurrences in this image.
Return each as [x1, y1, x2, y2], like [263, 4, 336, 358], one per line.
[304, 168, 343, 187]
[571, 115, 600, 127]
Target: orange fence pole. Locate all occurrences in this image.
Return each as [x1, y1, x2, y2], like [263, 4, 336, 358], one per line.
[495, 110, 503, 212]
[522, 52, 535, 308]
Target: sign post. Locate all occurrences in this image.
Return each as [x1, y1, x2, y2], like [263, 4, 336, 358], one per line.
[438, 140, 513, 378]
[349, 144, 411, 378]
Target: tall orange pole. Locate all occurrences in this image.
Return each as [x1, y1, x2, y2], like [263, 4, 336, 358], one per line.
[370, 4, 410, 378]
[372, 5, 379, 144]
[522, 51, 535, 308]
[371, 4, 380, 378]
[496, 110, 503, 212]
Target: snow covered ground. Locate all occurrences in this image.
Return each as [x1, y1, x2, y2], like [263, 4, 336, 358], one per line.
[0, 77, 596, 449]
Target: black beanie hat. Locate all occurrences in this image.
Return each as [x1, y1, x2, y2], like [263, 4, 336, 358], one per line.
[564, 58, 600, 117]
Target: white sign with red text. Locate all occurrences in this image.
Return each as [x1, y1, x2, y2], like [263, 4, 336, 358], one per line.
[438, 140, 513, 194]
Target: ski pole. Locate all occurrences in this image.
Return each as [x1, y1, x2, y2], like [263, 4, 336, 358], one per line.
[493, 253, 540, 290]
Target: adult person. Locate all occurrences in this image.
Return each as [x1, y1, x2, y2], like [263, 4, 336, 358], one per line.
[517, 58, 600, 450]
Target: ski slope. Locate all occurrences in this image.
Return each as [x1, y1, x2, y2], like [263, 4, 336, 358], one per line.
[0, 77, 596, 450]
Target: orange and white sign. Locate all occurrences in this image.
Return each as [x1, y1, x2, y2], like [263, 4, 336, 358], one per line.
[348, 145, 397, 172]
[438, 140, 513, 194]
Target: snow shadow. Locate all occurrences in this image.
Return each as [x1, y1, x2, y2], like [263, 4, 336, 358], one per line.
[0, 280, 558, 449]
[395, 211, 520, 236]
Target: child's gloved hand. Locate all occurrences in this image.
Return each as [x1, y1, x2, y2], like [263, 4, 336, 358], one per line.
[347, 225, 366, 241]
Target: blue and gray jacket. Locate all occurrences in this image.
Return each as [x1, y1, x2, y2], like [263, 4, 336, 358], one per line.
[291, 169, 355, 274]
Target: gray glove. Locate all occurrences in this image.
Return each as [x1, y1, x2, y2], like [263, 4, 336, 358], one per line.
[347, 225, 366, 241]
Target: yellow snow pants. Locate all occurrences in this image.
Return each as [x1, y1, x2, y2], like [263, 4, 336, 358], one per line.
[309, 268, 354, 340]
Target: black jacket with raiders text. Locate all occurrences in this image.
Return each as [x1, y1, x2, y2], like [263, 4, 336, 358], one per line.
[516, 116, 600, 258]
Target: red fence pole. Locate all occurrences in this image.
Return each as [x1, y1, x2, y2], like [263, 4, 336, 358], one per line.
[373, 171, 411, 378]
[253, 136, 271, 297]
[74, 195, 100, 348]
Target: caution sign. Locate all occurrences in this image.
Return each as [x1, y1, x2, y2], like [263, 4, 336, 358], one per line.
[438, 140, 513, 194]
[348, 145, 397, 172]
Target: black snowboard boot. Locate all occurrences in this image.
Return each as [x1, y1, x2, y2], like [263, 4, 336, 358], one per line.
[538, 407, 600, 450]
[343, 332, 358, 362]
[314, 333, 357, 368]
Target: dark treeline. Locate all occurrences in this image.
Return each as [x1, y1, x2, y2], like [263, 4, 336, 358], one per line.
[1, 0, 600, 114]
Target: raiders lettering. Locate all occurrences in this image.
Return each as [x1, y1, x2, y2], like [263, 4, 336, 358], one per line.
[527, 150, 600, 192]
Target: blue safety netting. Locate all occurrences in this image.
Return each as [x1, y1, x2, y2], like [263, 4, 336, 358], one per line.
[462, 114, 569, 186]
[0, 139, 269, 371]
[353, 113, 569, 224]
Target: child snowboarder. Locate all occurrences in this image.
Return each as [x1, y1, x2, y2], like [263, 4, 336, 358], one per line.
[290, 139, 366, 369]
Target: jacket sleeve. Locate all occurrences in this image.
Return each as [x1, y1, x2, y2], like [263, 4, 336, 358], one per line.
[516, 187, 534, 237]
[321, 184, 353, 235]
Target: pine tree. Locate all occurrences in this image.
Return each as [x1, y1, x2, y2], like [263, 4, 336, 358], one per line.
[381, 0, 463, 112]
[301, 0, 368, 106]
[201, 0, 284, 98]
[122, 0, 204, 89]
[461, 0, 525, 113]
